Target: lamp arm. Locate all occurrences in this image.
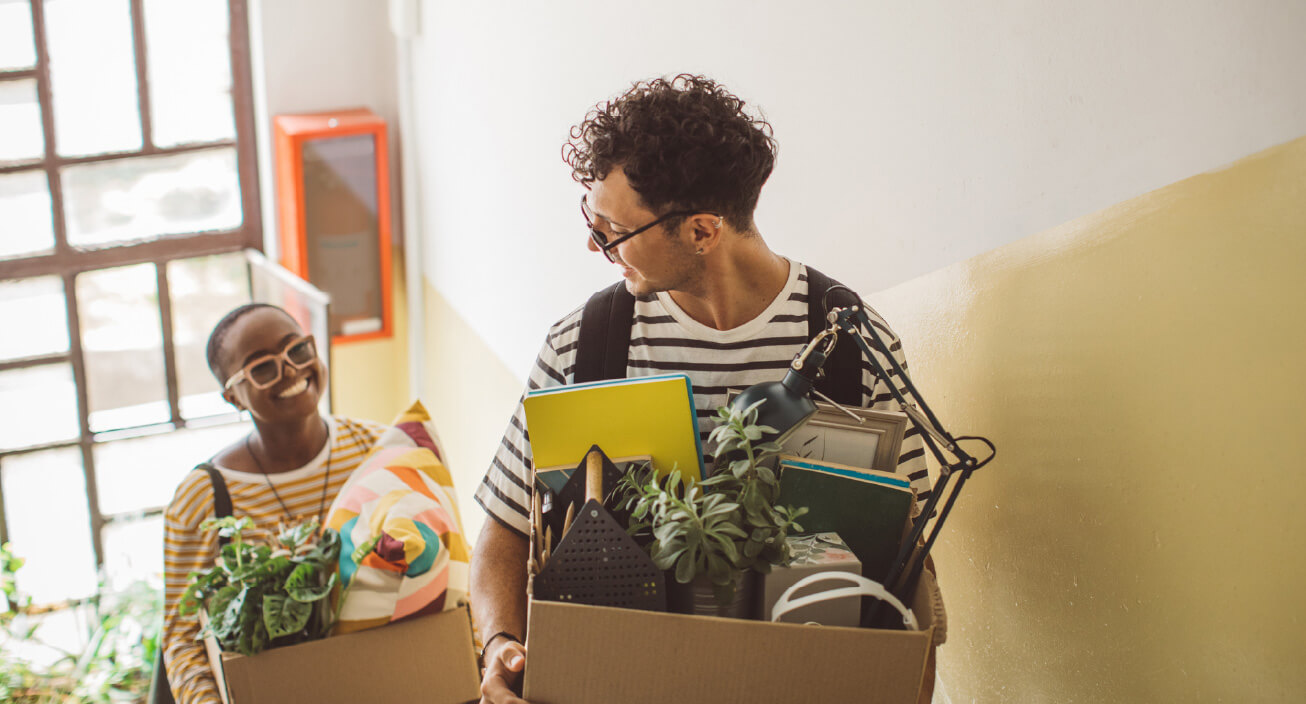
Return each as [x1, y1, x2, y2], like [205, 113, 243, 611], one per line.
[830, 308, 976, 472]
[827, 304, 992, 615]
[831, 306, 975, 468]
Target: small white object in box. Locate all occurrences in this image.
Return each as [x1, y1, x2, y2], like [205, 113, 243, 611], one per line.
[760, 532, 862, 625]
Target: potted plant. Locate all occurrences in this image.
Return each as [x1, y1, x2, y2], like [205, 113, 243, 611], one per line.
[618, 400, 807, 615]
[179, 517, 341, 656]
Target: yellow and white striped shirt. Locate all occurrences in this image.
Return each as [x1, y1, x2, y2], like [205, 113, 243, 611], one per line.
[162, 415, 387, 704]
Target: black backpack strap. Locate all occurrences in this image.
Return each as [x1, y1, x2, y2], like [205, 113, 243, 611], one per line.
[575, 282, 636, 383]
[198, 462, 233, 549]
[150, 461, 234, 704]
[805, 266, 864, 406]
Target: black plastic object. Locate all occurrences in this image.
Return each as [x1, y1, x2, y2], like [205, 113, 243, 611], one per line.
[533, 498, 666, 611]
[533, 448, 666, 612]
[543, 445, 629, 543]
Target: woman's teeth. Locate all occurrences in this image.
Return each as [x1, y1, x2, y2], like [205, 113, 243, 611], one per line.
[277, 377, 309, 399]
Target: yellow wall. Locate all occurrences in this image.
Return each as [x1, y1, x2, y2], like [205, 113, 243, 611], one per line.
[418, 279, 523, 540]
[867, 136, 1306, 701]
[328, 251, 411, 426]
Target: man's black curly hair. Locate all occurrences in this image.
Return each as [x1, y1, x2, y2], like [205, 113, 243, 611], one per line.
[562, 74, 777, 232]
[205, 302, 287, 384]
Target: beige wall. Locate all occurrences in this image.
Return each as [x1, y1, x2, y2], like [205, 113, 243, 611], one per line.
[328, 251, 411, 426]
[867, 136, 1306, 701]
[416, 280, 522, 541]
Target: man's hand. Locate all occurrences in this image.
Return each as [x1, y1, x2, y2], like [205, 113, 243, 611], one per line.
[471, 518, 532, 704]
[480, 639, 528, 704]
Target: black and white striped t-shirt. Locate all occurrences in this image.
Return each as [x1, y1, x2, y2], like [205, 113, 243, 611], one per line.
[475, 261, 929, 536]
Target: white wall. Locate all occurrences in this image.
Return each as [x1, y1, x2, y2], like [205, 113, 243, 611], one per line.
[408, 0, 1306, 379]
[247, 0, 401, 257]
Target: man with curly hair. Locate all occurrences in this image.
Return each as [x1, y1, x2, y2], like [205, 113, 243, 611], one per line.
[471, 74, 931, 704]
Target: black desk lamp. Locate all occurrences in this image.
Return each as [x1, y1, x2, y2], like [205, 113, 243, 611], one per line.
[729, 286, 996, 615]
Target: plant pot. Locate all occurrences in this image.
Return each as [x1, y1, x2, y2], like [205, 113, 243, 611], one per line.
[665, 570, 758, 619]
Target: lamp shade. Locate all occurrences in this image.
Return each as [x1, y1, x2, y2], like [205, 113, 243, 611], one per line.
[729, 368, 819, 443]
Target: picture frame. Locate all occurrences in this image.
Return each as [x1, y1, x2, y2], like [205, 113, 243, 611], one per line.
[727, 390, 909, 472]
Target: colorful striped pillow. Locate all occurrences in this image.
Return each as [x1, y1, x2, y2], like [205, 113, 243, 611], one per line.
[325, 401, 470, 635]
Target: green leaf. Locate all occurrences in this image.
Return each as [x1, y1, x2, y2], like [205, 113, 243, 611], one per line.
[286, 564, 337, 603]
[674, 551, 696, 584]
[351, 535, 381, 565]
[263, 593, 312, 639]
[201, 515, 254, 539]
[716, 522, 748, 540]
[277, 520, 319, 550]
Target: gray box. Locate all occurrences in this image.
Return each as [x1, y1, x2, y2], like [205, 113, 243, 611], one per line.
[760, 533, 862, 626]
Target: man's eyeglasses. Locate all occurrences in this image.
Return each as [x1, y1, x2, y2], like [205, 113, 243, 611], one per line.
[224, 335, 317, 390]
[580, 195, 721, 263]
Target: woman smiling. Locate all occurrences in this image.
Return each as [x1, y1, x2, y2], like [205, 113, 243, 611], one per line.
[160, 303, 387, 704]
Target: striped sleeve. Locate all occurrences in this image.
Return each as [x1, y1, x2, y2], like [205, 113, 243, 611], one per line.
[474, 308, 583, 536]
[162, 471, 225, 704]
[857, 306, 932, 506]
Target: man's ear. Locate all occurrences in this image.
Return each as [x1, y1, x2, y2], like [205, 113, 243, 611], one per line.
[687, 213, 725, 254]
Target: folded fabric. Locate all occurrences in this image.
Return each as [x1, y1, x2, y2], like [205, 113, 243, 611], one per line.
[325, 400, 470, 635]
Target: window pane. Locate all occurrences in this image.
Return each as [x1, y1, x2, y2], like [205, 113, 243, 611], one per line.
[0, 364, 80, 449]
[44, 0, 142, 157]
[303, 135, 382, 337]
[0, 78, 44, 164]
[167, 252, 250, 419]
[0, 276, 69, 361]
[77, 264, 169, 432]
[95, 421, 250, 516]
[0, 0, 37, 70]
[101, 514, 162, 591]
[1, 447, 98, 604]
[62, 147, 242, 247]
[144, 0, 235, 147]
[0, 169, 55, 259]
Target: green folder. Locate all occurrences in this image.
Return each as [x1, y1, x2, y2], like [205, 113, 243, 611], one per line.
[777, 455, 914, 584]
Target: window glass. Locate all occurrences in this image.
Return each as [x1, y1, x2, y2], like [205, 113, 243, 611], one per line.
[76, 264, 169, 432]
[0, 276, 69, 361]
[144, 0, 235, 147]
[0, 78, 45, 164]
[0, 364, 80, 450]
[62, 147, 241, 248]
[0, 0, 37, 70]
[1, 447, 98, 604]
[94, 421, 250, 516]
[101, 515, 162, 592]
[0, 170, 55, 259]
[302, 135, 381, 337]
[44, 0, 142, 156]
[167, 253, 251, 419]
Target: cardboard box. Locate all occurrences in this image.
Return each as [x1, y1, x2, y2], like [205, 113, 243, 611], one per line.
[523, 568, 945, 704]
[760, 532, 863, 626]
[203, 606, 480, 704]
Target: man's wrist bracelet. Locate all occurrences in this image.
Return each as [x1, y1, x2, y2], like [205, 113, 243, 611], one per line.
[480, 631, 522, 661]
